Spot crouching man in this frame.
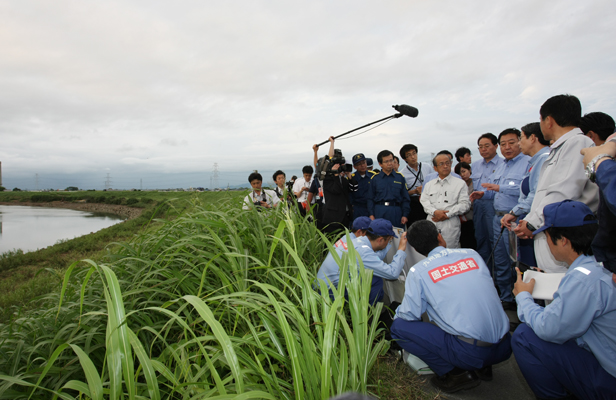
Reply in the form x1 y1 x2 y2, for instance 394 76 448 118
317 219 407 304
391 220 511 394
511 200 616 400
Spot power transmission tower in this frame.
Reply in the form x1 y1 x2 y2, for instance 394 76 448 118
211 163 220 189
104 173 112 190
35 174 39 191
140 179 143 191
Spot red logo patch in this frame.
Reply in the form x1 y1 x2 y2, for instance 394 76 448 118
334 239 348 250
428 258 479 283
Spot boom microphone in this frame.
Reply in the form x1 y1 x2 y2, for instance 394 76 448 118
315 103 418 146
392 104 419 118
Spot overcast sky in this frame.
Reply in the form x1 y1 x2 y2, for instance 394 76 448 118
1 0 615 190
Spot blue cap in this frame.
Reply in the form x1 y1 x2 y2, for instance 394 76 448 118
352 216 372 231
352 153 366 165
368 218 398 238
366 158 374 167
533 200 597 235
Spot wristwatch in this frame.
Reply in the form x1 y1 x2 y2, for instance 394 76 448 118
508 210 518 217
526 222 536 232
585 154 614 183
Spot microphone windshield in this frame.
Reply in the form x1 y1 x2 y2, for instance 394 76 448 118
392 104 419 118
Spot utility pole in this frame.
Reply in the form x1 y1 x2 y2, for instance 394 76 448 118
211 163 220 189
104 173 112 190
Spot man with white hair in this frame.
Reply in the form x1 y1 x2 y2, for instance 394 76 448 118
420 153 470 248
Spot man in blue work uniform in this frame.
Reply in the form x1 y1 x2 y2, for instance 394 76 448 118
470 133 504 266
391 220 511 394
478 128 530 308
367 150 410 228
316 219 408 304
332 216 391 261
581 137 616 275
512 200 616 400
500 122 550 268
349 153 377 218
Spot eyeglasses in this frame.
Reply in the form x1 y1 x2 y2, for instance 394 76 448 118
478 144 493 149
437 161 452 167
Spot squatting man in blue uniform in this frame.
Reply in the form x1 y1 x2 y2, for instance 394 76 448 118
316 219 407 304
511 200 616 400
391 220 512 394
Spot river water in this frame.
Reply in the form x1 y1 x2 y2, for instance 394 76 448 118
0 205 125 254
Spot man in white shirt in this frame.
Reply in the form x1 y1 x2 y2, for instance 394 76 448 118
400 144 429 226
514 94 599 273
292 165 314 215
242 172 280 211
420 154 471 248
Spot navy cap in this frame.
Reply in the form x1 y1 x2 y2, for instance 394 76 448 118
368 218 398 238
533 200 597 235
352 153 366 165
366 158 374 167
352 216 372 231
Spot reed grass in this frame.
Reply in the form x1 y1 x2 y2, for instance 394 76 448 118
0 197 391 399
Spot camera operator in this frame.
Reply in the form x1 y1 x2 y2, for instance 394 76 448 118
321 137 358 233
242 172 280 211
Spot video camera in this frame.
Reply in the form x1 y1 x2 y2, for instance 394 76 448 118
317 149 353 179
329 156 353 173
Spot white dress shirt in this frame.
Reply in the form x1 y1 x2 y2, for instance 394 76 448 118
420 174 471 248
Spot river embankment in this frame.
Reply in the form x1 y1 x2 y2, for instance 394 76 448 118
0 201 142 220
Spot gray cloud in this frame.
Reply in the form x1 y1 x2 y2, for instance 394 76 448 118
1 0 615 190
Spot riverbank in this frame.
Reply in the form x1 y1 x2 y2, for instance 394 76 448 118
0 200 143 220
0 191 233 322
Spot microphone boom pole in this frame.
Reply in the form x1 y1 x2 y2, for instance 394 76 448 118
316 113 402 147
316 104 418 147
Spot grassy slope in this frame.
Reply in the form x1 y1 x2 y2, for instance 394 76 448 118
0 190 436 400
0 190 240 322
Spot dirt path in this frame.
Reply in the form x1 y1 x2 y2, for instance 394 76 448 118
0 201 143 220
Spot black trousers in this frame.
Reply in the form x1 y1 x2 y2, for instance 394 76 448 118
406 196 427 228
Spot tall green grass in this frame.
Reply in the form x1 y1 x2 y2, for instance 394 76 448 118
0 198 388 399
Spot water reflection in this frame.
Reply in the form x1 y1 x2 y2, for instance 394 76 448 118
0 205 124 254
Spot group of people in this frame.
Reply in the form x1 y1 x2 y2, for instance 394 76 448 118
243 94 616 398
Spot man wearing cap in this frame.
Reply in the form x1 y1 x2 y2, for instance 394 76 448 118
511 200 616 400
391 220 511 394
349 153 377 218
316 218 408 304
367 150 411 228
332 216 389 260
